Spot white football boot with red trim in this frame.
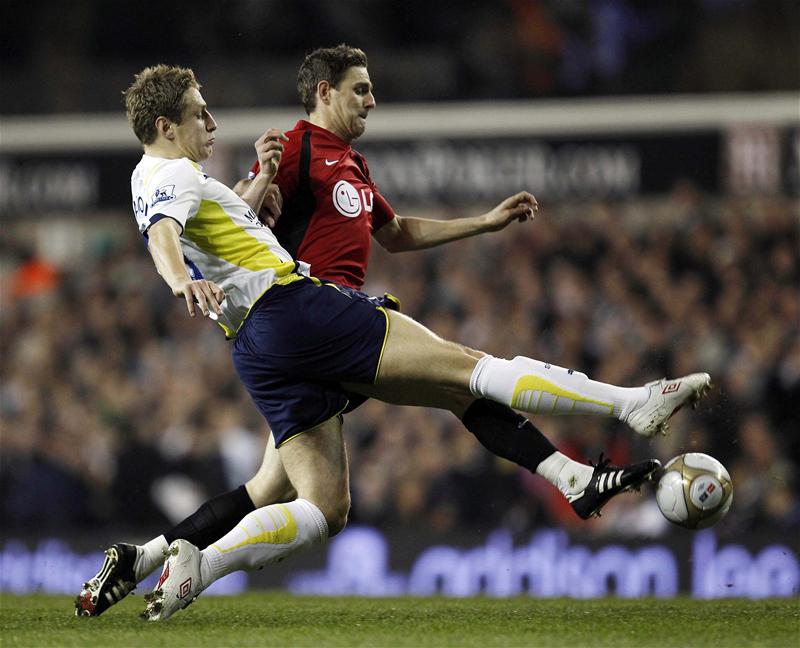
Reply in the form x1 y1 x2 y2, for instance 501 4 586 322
626 373 711 437
142 539 204 621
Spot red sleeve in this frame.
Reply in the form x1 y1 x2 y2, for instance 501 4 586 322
248 159 260 178
371 190 395 230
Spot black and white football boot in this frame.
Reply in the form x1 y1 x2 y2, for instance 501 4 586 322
75 543 139 617
569 454 662 520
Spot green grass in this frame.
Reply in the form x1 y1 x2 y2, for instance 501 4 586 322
0 594 797 648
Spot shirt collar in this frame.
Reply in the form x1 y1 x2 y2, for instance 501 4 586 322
295 120 352 151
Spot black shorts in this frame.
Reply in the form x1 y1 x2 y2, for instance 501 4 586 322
231 277 391 446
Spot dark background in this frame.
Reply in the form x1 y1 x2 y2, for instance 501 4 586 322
1 0 798 597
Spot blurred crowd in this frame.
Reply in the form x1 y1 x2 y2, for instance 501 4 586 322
1 186 797 540
2 0 797 113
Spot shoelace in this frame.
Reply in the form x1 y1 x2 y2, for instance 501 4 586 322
589 452 620 472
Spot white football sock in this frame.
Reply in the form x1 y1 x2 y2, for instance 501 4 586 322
200 499 328 585
536 451 594 497
470 355 648 420
135 535 169 582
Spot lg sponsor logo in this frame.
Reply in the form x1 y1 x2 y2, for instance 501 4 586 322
332 180 373 218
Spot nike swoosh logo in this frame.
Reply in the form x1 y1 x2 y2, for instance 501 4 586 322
324 159 338 166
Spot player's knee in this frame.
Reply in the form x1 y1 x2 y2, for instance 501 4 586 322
246 474 296 507
245 475 270 507
445 392 477 418
461 345 486 362
321 491 351 537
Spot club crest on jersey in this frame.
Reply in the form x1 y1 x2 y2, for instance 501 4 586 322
332 180 372 218
151 184 176 207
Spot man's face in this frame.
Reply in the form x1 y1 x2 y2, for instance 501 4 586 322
328 66 375 142
172 87 217 161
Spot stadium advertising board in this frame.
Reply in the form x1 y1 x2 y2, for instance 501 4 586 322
2 127 797 217
0 154 132 216
3 527 797 599
355 134 716 202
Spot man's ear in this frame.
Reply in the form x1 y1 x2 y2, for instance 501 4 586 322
316 80 331 106
155 115 175 140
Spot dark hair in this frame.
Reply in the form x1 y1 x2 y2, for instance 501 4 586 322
297 44 368 115
123 65 200 145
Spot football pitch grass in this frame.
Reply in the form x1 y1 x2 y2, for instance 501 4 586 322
1 594 797 647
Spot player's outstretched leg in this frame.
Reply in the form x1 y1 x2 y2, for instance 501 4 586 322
366 311 712 439
75 543 139 617
469 355 711 437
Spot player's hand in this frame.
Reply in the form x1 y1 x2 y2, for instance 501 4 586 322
255 128 289 183
483 191 538 231
259 183 283 228
175 279 225 319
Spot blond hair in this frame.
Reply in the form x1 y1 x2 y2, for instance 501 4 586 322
124 65 200 144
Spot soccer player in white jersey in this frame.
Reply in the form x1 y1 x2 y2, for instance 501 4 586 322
77 65 710 621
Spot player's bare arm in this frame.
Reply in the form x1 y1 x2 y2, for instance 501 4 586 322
373 191 538 252
234 180 284 228
233 129 288 226
147 218 224 318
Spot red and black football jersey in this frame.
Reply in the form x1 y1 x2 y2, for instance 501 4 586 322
249 120 395 289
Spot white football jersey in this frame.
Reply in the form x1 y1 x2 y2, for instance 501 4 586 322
131 155 309 337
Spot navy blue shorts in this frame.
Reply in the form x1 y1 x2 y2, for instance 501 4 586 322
231 277 391 447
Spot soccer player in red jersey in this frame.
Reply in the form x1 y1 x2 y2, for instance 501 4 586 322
237 48 537 292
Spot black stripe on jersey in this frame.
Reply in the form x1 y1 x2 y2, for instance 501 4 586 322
273 130 316 259
352 151 367 177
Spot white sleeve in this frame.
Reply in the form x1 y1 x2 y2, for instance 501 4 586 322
136 159 203 233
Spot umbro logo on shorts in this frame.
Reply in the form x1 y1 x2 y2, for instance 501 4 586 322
662 382 681 394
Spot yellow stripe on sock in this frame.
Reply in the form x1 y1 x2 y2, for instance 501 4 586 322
512 375 614 414
211 504 298 554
